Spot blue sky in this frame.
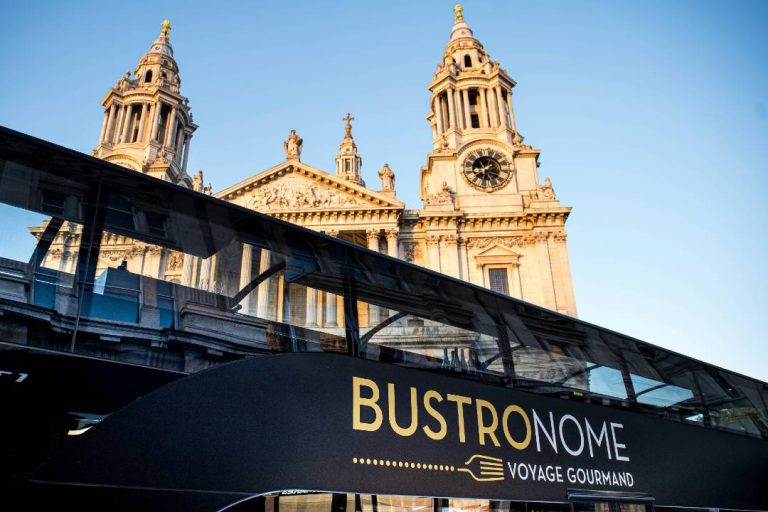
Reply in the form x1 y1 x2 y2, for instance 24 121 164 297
1 1 767 380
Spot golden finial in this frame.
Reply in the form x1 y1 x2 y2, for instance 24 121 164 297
343 113 354 137
454 4 464 22
161 19 171 39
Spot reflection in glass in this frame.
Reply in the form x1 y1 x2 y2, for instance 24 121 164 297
0 136 767 440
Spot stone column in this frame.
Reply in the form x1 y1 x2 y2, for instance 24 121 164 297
146 103 156 140
478 88 489 128
142 246 164 280
495 87 507 129
324 230 339 327
98 109 109 144
105 104 117 143
137 103 148 142
198 256 212 291
454 90 463 130
305 288 318 327
366 229 380 252
181 134 192 172
239 243 252 314
120 104 132 143
551 230 576 316
175 122 185 156
457 237 470 281
256 249 271 318
506 90 517 132
446 89 456 130
487 87 498 128
441 235 460 278
324 290 338 327
426 235 441 273
462 89 471 129
366 228 381 325
434 97 444 135
181 254 195 287
164 106 177 147
175 133 184 163
385 229 398 258
150 104 161 141
113 105 125 143
535 232 557 311
511 264 523 299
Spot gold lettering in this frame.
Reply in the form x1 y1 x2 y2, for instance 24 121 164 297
422 390 447 440
353 377 382 432
502 404 531 450
476 399 501 447
446 394 472 443
388 383 418 436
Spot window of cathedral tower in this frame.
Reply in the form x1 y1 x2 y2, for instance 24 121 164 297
144 70 152 83
157 104 170 144
468 89 478 106
130 105 141 143
464 54 471 68
470 114 480 129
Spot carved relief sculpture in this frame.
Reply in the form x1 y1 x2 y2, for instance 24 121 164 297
249 176 363 211
424 181 455 207
402 241 422 263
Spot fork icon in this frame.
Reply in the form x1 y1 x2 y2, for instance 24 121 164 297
457 454 505 482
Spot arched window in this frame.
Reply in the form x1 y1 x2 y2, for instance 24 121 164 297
144 70 153 83
464 55 472 68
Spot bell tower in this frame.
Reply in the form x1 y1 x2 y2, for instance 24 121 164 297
426 4 522 153
421 4 542 214
411 5 577 317
93 20 197 187
335 113 364 186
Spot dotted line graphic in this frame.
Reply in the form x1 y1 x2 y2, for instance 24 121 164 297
353 457 455 472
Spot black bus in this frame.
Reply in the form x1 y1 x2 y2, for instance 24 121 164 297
0 126 766 511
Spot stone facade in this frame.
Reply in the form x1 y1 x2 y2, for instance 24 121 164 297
215 6 577 317
43 6 577 318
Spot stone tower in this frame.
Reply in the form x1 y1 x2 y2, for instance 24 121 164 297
334 114 364 186
93 20 197 187
426 4 519 153
410 5 577 316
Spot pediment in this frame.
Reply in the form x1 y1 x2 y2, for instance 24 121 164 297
216 161 404 212
474 243 521 265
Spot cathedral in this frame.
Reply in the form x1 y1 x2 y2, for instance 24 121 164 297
85 5 577 318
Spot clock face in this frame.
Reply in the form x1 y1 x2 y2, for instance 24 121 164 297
462 148 513 192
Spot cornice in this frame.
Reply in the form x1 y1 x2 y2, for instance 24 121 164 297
456 138 516 158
